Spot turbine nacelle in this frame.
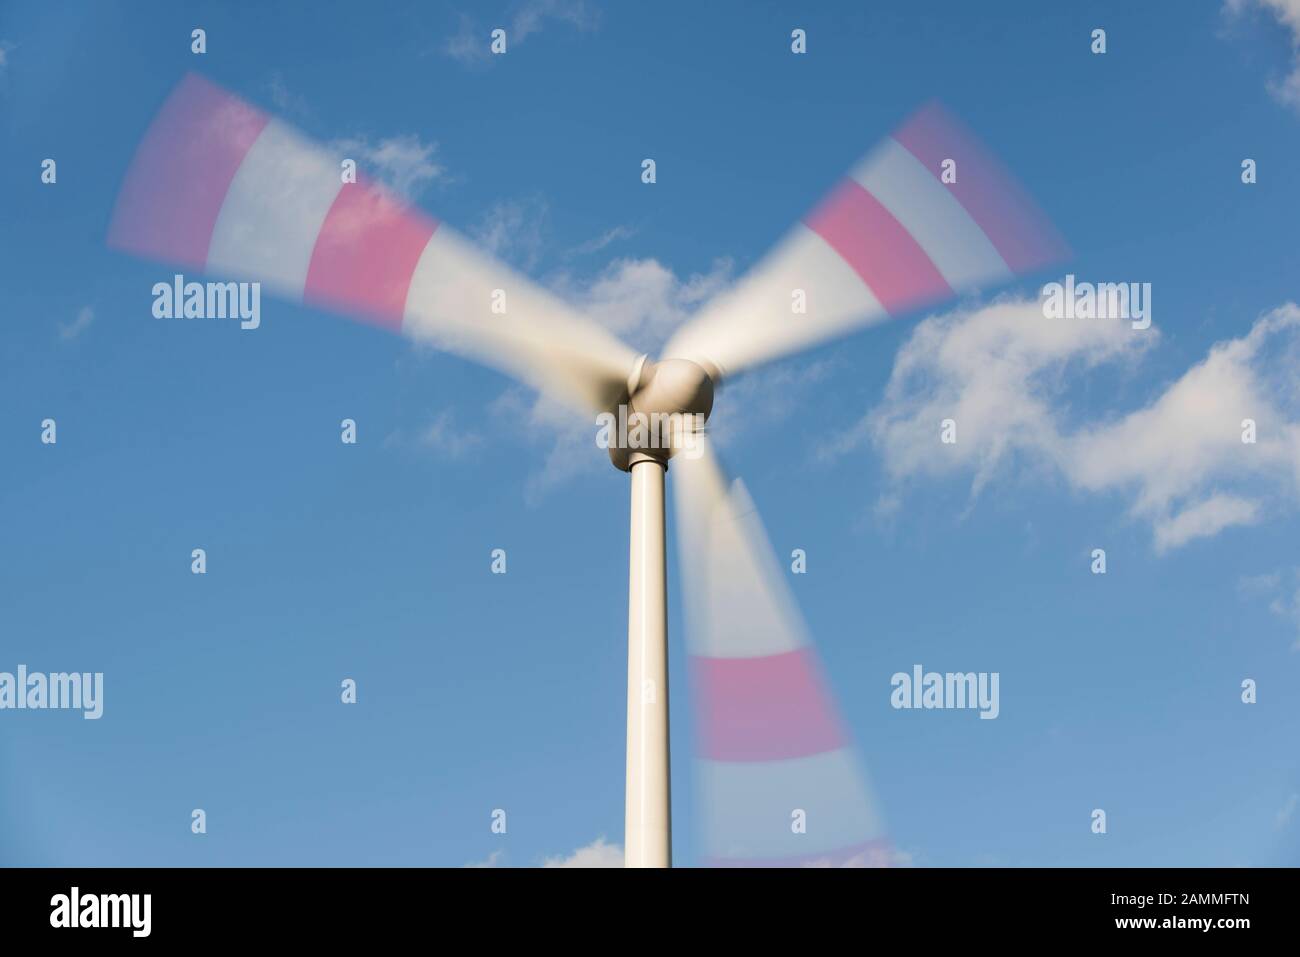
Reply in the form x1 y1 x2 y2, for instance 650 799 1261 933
607 356 717 471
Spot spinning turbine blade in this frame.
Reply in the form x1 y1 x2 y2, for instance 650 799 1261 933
108 73 638 413
673 437 891 866
663 102 1068 378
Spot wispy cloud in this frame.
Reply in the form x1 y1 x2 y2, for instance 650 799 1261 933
464 849 506 868
1225 0 1300 109
490 387 596 505
331 133 448 201
418 410 484 459
566 224 636 258
472 196 551 272
266 72 310 117
443 0 600 66
1239 569 1283 595
0 41 13 73
540 836 623 867
1277 792 1299 828
825 293 1151 485
1240 567 1300 649
385 410 483 460
803 846 915 867
512 0 600 43
831 295 1300 553
246 74 445 201
58 306 94 342
444 15 490 66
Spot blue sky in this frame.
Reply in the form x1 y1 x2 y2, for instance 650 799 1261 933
2 0 1299 866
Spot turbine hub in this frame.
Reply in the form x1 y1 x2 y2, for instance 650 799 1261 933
631 357 715 419
607 356 716 471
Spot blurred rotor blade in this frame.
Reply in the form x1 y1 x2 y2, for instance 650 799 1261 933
673 436 892 866
108 73 638 413
663 102 1068 378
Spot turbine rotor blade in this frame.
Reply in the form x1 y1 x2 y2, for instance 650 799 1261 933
673 436 892 866
109 73 637 414
663 102 1068 379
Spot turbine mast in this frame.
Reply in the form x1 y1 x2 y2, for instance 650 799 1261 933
616 355 714 868
625 453 671 867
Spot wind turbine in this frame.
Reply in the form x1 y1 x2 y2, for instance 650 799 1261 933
109 73 1066 867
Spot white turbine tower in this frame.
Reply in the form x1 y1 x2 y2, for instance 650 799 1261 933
110 74 1067 868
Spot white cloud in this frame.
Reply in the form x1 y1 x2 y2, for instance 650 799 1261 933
844 293 1150 489
550 256 733 355
444 1 600 66
1150 494 1259 552
1066 304 1300 549
331 133 447 201
58 306 94 342
541 836 623 867
467 837 624 867
1228 0 1300 33
841 295 1300 552
1226 0 1300 109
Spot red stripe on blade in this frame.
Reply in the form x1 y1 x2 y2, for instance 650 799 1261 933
108 73 269 268
804 178 952 316
692 649 847 762
304 178 438 332
893 102 1069 273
